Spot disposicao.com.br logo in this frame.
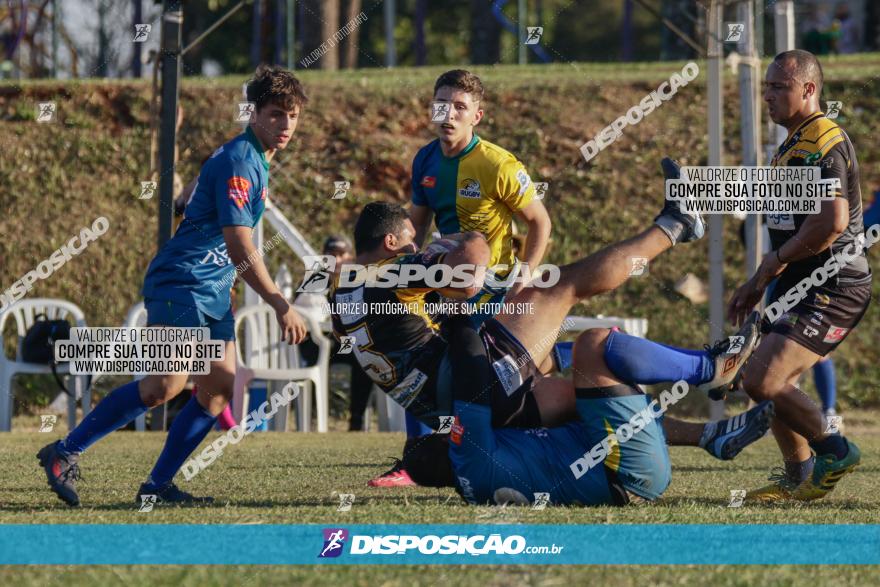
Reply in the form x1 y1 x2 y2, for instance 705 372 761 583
318 528 563 557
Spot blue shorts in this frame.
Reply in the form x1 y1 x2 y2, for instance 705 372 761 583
144 298 235 341
574 389 672 501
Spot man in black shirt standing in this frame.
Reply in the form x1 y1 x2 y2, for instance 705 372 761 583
728 50 870 502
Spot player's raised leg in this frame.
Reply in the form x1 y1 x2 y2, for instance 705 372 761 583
560 327 773 461
496 157 704 383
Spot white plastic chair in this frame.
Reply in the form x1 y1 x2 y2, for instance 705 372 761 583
0 299 90 432
232 304 331 432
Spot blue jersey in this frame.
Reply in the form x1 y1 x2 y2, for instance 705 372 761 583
142 128 269 319
450 394 671 506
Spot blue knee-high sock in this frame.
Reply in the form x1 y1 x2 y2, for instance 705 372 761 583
603 330 714 385
813 358 837 412
405 411 432 438
62 380 147 454
147 396 217 487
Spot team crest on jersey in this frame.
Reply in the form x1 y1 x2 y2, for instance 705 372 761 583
458 178 482 199
227 176 251 209
804 151 822 166
813 293 831 309
421 176 436 188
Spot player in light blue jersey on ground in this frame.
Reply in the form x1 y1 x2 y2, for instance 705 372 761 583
38 66 310 507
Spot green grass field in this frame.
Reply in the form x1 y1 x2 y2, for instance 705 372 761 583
2 410 879 584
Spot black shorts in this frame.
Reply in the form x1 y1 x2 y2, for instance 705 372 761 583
398 319 542 430
765 279 872 356
479 319 542 428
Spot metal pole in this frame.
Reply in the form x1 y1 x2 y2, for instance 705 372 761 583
772 1 795 146
518 0 527 65
754 0 764 57
51 0 59 78
738 1 762 280
384 0 396 67
287 0 295 69
251 0 262 67
132 0 143 78
157 2 182 250
707 0 725 420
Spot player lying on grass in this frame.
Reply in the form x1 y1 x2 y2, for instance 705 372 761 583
331 159 771 484
424 315 774 506
38 66 309 507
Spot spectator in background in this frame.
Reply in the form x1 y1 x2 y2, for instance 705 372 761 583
296 236 374 431
833 4 862 54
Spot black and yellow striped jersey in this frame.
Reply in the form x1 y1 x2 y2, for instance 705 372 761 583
329 250 449 414
769 111 870 284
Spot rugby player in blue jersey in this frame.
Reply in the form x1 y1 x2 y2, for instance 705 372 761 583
440 314 771 507
38 66 309 506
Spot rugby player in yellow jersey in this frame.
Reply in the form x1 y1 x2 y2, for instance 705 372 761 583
410 69 552 311
727 50 869 502
369 70 552 486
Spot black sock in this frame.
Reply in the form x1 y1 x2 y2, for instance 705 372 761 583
810 433 848 460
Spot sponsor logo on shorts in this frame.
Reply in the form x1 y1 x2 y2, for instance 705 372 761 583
227 176 251 209
458 179 481 199
389 369 428 408
421 176 436 188
823 325 849 344
803 325 820 338
491 356 524 397
781 312 799 326
319 528 349 558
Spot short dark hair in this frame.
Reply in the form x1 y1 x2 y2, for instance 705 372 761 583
434 69 484 102
353 202 409 255
773 49 824 95
246 65 308 112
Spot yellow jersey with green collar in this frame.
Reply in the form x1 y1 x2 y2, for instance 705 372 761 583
411 134 536 271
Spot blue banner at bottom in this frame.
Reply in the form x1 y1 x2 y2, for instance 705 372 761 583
1 524 878 565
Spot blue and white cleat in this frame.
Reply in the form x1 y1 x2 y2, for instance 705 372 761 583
654 157 705 245
703 401 774 460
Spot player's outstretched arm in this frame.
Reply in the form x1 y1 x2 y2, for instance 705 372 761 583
514 199 552 279
223 226 307 344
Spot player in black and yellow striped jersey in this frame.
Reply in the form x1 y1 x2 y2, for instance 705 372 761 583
727 50 868 503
